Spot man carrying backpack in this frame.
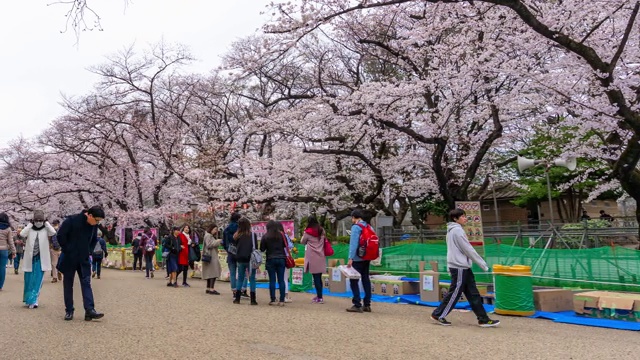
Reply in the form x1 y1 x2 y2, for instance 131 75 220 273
431 208 500 327
346 209 373 313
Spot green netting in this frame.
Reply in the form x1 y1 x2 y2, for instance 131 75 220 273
304 243 640 291
105 242 640 291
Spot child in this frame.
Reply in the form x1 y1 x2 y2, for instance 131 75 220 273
431 208 500 327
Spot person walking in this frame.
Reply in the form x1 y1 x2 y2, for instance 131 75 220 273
13 227 25 275
176 225 191 287
260 220 287 306
431 208 500 327
166 227 182 287
346 210 373 313
91 230 108 279
56 206 106 321
223 212 248 299
301 216 327 304
161 234 171 279
0 212 17 291
20 210 56 309
141 227 157 279
50 220 63 283
232 217 258 305
131 233 143 271
202 224 223 295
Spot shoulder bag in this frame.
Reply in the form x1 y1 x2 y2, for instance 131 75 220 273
250 233 263 270
283 234 296 269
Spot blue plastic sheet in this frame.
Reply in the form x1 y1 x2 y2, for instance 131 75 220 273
530 310 640 331
257 282 640 331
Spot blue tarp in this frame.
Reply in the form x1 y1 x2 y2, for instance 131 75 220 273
529 310 640 331
256 283 640 331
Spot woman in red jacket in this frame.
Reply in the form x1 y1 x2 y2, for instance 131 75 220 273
177 225 191 287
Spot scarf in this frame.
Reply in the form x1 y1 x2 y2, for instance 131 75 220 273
183 232 192 245
305 227 322 238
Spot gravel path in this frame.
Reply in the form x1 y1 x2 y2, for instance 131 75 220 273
0 268 636 360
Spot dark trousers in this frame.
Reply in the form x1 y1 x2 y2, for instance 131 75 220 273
266 258 286 302
63 262 95 312
177 265 189 284
350 260 372 308
144 253 154 277
91 257 102 277
432 268 489 321
133 253 142 270
14 253 22 271
312 273 323 299
206 278 217 288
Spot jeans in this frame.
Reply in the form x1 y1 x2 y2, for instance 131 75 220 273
312 273 323 299
92 257 102 277
236 262 256 292
0 250 8 289
350 260 372 308
133 253 142 270
266 258 286 302
14 253 22 271
145 253 154 278
228 259 248 291
63 261 95 312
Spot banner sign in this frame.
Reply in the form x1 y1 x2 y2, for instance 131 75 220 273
455 201 485 255
251 220 295 241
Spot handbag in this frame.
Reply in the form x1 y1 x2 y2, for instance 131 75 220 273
283 235 296 269
250 233 263 270
188 246 198 262
201 254 212 263
162 250 170 258
323 236 334 256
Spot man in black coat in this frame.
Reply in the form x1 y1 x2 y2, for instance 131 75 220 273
56 206 106 321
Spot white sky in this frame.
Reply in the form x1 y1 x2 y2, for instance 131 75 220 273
0 0 268 147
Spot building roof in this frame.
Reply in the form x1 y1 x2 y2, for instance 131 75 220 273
469 182 522 201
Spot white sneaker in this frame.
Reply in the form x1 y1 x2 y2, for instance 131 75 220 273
284 297 293 303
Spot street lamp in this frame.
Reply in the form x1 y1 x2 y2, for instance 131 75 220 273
517 156 577 226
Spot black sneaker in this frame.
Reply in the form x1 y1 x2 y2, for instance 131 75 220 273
182 283 191 288
241 290 249 298
363 306 372 313
346 305 364 313
431 315 452 326
64 311 74 321
479 319 500 328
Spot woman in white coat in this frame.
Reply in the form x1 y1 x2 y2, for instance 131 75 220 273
20 210 56 309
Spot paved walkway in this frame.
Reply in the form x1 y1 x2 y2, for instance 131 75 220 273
0 268 636 360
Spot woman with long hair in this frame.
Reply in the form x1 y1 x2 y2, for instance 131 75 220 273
202 224 223 295
232 218 258 305
301 215 327 304
0 212 16 290
260 220 287 306
166 226 181 287
176 225 192 287
20 210 56 308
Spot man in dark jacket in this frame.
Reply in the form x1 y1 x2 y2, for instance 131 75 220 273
57 206 106 321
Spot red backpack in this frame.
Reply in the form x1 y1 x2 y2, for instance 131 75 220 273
356 223 380 261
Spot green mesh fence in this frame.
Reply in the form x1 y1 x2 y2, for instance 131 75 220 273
302 243 640 292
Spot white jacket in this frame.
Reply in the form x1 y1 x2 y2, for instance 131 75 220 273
20 222 56 272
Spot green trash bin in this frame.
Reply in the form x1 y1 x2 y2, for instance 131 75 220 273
289 266 313 292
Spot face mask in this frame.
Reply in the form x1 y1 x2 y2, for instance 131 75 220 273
34 221 44 227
